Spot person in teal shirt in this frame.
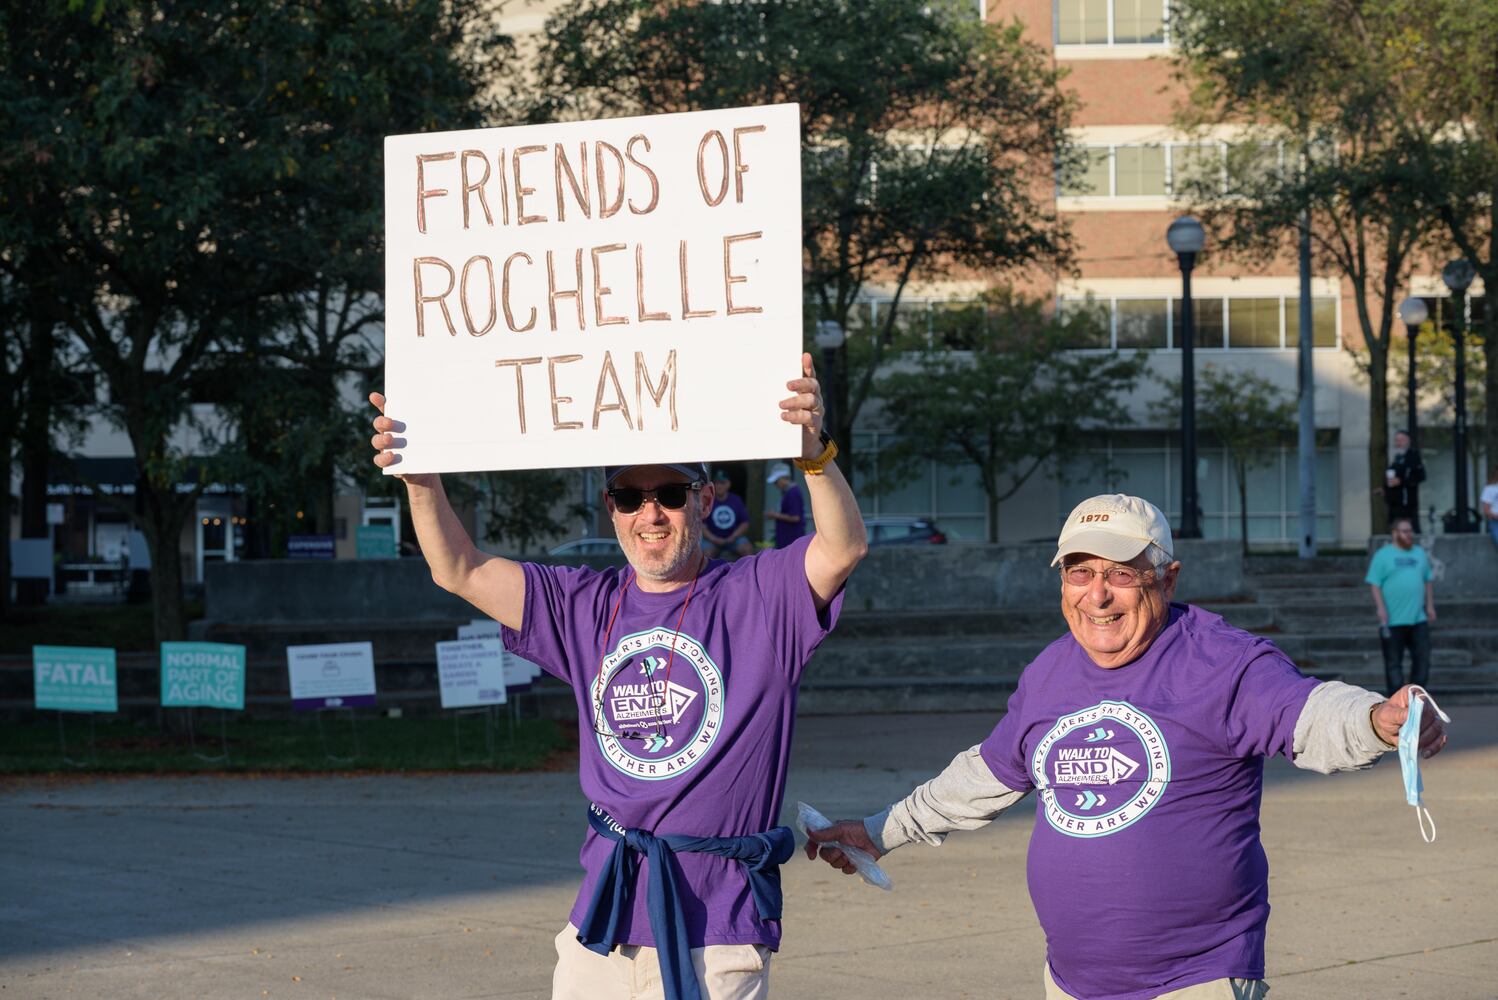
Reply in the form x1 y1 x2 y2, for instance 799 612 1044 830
1365 517 1436 695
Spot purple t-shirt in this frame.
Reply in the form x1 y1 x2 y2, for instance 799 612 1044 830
979 604 1318 1000
774 484 805 549
502 535 840 949
703 494 749 540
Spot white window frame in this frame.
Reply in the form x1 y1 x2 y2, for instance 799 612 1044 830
1054 0 1169 47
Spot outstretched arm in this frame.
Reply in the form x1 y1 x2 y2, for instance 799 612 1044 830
1293 681 1447 774
370 392 525 630
779 352 867 610
805 745 1029 875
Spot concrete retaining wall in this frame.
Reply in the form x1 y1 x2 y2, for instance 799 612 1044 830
202 540 1245 624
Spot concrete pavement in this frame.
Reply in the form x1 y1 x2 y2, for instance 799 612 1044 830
2 707 1496 1000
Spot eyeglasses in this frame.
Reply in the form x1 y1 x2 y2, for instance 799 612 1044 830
607 481 705 514
1061 565 1154 589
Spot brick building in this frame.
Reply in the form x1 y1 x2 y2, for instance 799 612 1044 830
844 0 1485 546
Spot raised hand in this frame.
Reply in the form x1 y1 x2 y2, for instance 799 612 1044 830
778 352 826 460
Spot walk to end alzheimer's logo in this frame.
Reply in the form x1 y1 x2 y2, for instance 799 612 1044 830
591 627 724 781
1030 700 1171 839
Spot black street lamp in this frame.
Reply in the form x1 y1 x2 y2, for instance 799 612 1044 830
1167 215 1205 539
1396 296 1429 448
1441 260 1477 532
813 319 845 436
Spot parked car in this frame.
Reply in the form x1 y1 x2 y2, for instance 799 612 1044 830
547 537 622 557
864 516 948 546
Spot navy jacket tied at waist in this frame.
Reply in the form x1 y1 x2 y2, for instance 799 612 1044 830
576 804 796 1000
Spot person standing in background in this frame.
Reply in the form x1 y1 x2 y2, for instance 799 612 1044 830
1366 516 1436 696
1481 464 1498 551
702 467 754 559
1384 429 1425 528
766 463 806 549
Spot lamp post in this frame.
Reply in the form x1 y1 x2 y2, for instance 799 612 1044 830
1441 260 1476 532
1167 215 1205 539
1396 296 1429 449
813 319 845 438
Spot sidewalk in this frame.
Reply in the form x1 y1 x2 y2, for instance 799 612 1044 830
2 707 1495 999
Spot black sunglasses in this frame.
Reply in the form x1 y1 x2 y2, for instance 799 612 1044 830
607 481 705 514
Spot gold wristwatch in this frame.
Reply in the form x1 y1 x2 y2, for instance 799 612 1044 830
794 431 838 475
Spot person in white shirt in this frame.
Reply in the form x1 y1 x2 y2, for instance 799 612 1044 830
1481 463 1498 550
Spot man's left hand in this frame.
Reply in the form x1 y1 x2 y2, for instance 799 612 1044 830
1372 685 1448 757
779 352 826 460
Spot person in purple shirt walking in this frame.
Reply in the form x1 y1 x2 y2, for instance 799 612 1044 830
765 464 805 548
370 353 866 1000
807 494 1448 1000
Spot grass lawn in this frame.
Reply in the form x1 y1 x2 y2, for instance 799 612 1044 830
0 713 572 775
0 602 201 655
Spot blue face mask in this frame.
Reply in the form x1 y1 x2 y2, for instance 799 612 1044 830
1398 686 1451 843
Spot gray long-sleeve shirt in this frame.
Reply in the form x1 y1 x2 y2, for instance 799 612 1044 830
866 680 1390 854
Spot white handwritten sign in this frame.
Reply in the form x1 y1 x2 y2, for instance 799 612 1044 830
383 103 803 474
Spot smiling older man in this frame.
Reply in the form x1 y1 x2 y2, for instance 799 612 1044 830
371 353 867 1000
808 493 1447 1000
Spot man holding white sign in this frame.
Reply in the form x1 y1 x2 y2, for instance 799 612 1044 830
372 103 866 1000
370 354 861 999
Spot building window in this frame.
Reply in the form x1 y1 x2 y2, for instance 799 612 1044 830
1283 297 1338 348
1056 0 1166 45
1060 294 1341 350
1112 0 1166 42
1227 298 1282 349
1114 146 1167 197
1115 299 1169 348
1062 147 1113 197
1057 0 1110 44
1167 143 1223 196
1174 297 1226 348
1060 141 1280 201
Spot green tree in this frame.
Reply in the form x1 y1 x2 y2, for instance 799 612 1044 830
1149 366 1297 555
1172 0 1438 533
0 1 506 642
469 470 589 556
867 293 1144 543
522 0 1076 478
1395 0 1498 488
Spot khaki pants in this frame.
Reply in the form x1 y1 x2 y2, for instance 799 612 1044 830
553 923 771 1000
1045 962 1268 1000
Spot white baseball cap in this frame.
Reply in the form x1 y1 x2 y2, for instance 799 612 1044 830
1051 494 1173 567
766 463 792 484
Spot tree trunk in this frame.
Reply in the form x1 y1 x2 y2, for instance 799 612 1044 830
986 488 1000 544
141 493 188 644
1367 356 1390 535
17 310 55 607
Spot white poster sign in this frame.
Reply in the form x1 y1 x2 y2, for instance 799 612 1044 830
436 639 509 709
458 620 542 687
383 103 803 474
286 642 377 711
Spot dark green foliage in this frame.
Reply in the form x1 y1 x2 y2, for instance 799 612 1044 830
868 293 1146 542
0 2 508 637
523 0 1076 477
